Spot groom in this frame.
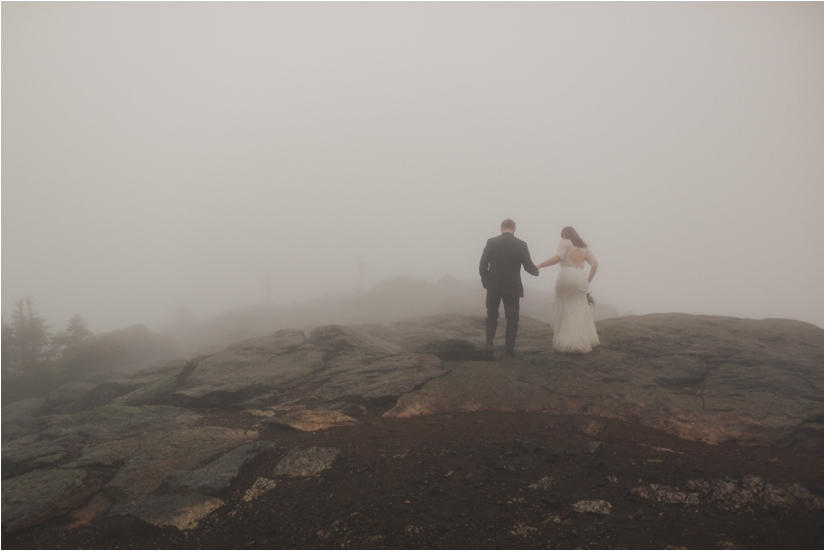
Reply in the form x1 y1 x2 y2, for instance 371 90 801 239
479 219 540 360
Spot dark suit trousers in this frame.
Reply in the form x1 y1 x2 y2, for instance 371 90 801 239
485 291 520 355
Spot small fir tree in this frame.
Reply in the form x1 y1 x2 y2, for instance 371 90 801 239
9 297 51 367
50 315 93 357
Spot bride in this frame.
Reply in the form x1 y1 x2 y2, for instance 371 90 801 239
537 226 600 353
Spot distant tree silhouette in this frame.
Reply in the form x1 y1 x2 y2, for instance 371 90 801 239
50 315 93 358
6 297 50 370
1 299 102 402
1 320 13 373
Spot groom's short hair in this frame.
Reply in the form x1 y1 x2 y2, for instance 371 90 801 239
500 219 516 231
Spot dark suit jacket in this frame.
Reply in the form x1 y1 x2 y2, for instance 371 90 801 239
479 232 539 297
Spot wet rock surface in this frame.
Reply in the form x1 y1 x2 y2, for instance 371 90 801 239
4 410 820 549
372 313 823 449
1 312 821 547
162 441 276 496
108 494 225 531
2 468 107 534
274 446 341 478
572 499 612 515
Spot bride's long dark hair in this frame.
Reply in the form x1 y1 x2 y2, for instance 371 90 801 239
561 226 587 248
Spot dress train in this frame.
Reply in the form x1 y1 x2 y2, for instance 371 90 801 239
553 266 600 353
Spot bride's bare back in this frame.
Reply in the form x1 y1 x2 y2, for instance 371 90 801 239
568 248 585 268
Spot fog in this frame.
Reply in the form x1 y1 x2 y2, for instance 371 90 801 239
3 2 823 335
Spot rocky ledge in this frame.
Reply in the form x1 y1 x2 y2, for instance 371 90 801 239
2 313 822 536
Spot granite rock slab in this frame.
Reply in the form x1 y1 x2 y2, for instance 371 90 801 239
109 494 224 531
164 440 276 496
2 468 106 534
274 447 341 478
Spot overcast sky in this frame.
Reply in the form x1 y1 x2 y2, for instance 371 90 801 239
3 2 823 332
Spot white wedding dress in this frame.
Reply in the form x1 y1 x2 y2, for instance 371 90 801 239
553 240 600 353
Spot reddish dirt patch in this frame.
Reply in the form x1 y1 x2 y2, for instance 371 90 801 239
4 409 822 549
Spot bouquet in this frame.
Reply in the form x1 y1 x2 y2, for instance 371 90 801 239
586 292 595 307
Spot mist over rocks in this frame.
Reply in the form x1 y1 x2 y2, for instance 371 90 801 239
169 324 446 410
2 4 821 545
61 324 177 381
167 276 618 357
1 311 821 535
1 323 179 408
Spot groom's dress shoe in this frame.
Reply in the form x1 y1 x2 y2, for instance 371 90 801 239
484 344 495 360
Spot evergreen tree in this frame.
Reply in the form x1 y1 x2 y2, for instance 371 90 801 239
9 297 50 368
2 319 13 373
50 315 93 357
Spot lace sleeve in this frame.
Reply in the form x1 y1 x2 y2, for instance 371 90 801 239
585 248 598 267
556 239 570 261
